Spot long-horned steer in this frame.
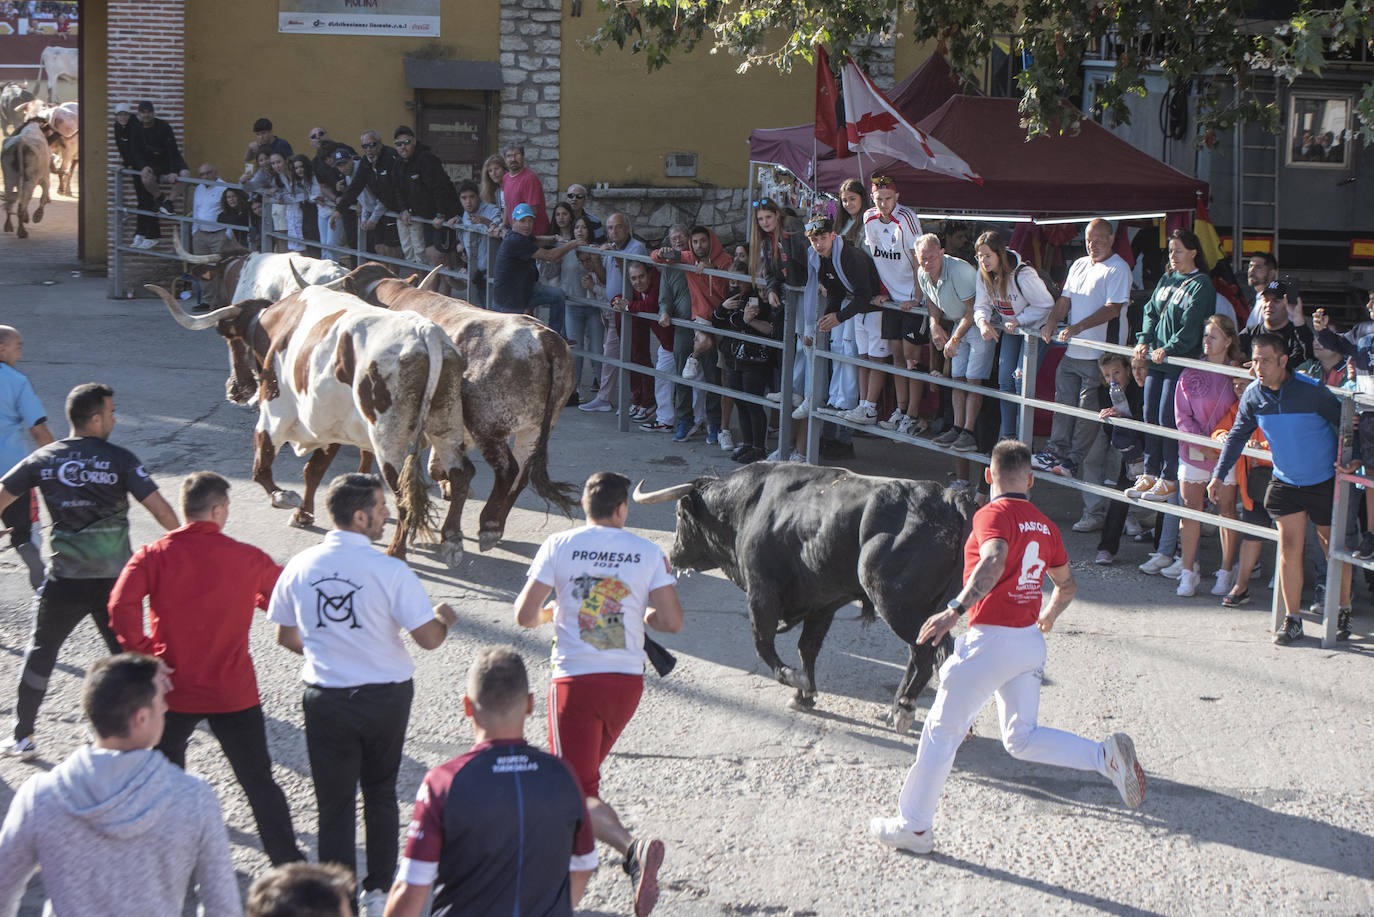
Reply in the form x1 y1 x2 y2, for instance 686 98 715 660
305 262 578 550
152 284 469 566
634 462 975 732
1 120 50 238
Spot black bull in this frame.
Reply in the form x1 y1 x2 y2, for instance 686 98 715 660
634 463 975 732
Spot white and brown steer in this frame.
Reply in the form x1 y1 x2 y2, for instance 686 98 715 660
152 283 469 566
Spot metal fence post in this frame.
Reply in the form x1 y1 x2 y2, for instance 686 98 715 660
112 168 124 297
617 251 631 433
1319 396 1356 647
1016 333 1040 444
804 328 827 464
777 287 796 457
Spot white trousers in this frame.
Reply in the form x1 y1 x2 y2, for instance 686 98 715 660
828 318 860 410
896 624 1106 831
654 344 676 426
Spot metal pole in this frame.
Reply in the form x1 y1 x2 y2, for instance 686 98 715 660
1016 333 1040 444
777 286 796 457
617 251 631 433
1319 396 1355 647
354 208 365 267
112 168 124 298
805 328 827 463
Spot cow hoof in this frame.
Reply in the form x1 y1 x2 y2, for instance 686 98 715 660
31 209 42 224
787 693 816 711
477 529 501 552
16 226 26 239
271 490 302 509
288 509 314 528
436 538 464 568
889 706 915 735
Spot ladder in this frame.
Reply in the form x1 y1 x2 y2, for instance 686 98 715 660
1231 75 1282 275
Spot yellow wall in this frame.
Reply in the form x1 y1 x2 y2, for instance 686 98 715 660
182 0 499 174
558 15 815 189
80 0 108 264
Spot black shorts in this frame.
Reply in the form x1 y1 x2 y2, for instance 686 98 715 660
1359 410 1374 465
1264 475 1334 527
1240 465 1274 538
1 493 34 548
881 308 925 344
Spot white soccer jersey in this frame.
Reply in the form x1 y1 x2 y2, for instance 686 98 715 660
862 204 922 302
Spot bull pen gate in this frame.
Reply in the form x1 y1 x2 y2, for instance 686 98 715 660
110 167 1370 648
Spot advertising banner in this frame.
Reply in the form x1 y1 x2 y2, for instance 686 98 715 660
278 0 439 37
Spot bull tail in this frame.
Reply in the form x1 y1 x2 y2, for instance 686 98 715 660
526 333 578 517
859 599 877 628
396 326 446 546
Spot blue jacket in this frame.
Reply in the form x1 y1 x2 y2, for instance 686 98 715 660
1214 372 1340 486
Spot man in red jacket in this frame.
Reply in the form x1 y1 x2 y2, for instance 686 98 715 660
108 471 303 866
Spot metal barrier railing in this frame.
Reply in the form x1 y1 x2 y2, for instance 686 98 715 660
110 170 1365 648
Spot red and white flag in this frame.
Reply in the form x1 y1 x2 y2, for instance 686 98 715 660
842 58 981 184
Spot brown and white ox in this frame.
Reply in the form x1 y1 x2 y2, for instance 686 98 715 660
172 235 349 308
16 100 77 196
296 262 579 550
1 121 50 238
151 283 470 567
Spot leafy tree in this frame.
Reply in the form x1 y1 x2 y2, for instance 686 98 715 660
585 0 1374 145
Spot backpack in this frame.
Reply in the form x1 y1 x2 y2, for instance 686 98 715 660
1012 262 1060 301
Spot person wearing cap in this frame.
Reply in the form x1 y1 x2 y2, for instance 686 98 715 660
1237 280 1313 370
243 117 292 168
128 101 190 245
500 145 548 235
492 203 579 336
392 125 459 268
324 146 364 253
112 103 157 249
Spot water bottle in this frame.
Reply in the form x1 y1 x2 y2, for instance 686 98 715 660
1109 381 1130 417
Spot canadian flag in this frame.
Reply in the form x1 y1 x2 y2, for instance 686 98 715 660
842 59 981 184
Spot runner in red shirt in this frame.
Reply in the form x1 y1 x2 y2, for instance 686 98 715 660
108 471 302 866
870 441 1146 855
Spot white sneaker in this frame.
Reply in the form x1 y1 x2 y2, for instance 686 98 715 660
1102 733 1146 808
1210 568 1236 596
359 889 387 917
1176 568 1202 597
787 451 805 463
842 404 878 425
869 816 933 854
896 416 920 436
1138 553 1172 575
718 429 735 451
1160 556 1186 579
766 448 783 461
877 409 904 431
3 735 37 760
1071 515 1104 533
682 356 703 380
765 390 783 403
791 399 812 421
1124 516 1146 538
578 397 613 413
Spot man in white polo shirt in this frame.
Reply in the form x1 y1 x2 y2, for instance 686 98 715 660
268 472 457 917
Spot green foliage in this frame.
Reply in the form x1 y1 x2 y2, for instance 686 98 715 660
585 0 1374 145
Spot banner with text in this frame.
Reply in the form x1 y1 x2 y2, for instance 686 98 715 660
278 0 439 37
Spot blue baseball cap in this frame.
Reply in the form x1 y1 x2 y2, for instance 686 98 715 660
512 203 535 222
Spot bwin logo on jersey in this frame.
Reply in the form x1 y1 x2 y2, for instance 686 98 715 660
313 575 363 629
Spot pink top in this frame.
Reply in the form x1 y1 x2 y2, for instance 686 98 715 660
501 167 548 235
1174 365 1238 471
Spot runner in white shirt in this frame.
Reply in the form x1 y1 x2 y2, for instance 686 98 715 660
269 473 456 916
853 176 925 430
515 471 684 917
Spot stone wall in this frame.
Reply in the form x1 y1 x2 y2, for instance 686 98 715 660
588 186 752 248
498 0 560 197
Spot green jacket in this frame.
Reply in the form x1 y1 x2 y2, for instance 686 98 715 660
658 263 695 350
1137 270 1216 376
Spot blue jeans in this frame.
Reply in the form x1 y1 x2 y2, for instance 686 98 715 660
1142 368 1179 480
527 283 566 338
317 209 345 263
565 303 605 393
997 333 1047 441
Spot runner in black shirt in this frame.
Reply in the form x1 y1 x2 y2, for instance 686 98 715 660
0 383 178 760
387 648 595 917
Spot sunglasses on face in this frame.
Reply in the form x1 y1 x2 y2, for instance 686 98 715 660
395 139 412 147
804 219 830 235
567 192 586 199
361 141 379 149
309 132 325 140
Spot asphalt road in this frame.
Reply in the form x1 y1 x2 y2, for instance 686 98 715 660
1 199 1371 915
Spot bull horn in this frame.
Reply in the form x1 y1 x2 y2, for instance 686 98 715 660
146 284 241 330
289 260 310 291
417 266 443 292
316 273 352 292
631 480 695 505
171 233 220 264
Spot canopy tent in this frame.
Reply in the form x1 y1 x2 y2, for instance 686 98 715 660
748 59 1208 216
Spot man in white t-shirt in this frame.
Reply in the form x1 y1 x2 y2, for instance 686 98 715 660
858 176 925 430
268 473 457 917
515 471 683 917
1033 221 1132 511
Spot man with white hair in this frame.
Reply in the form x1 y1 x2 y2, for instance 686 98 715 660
565 183 604 242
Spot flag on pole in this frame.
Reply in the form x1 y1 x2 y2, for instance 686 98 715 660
814 46 849 158
841 58 981 184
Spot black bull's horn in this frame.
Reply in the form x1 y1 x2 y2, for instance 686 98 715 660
632 481 695 504
146 284 241 330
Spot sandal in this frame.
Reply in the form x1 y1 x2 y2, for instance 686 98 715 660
1221 589 1250 608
